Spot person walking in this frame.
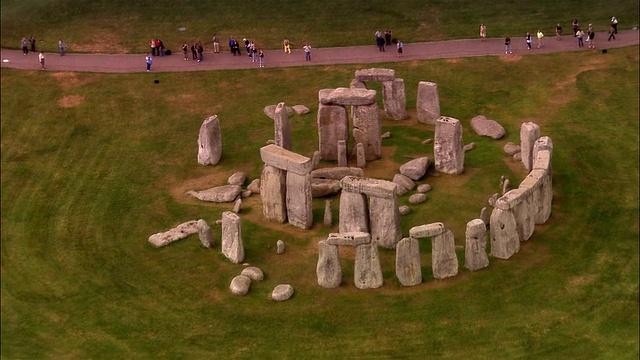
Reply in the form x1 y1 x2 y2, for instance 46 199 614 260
145 54 153 71
555 23 562 40
58 39 66 56
576 29 584 48
480 23 487 42
258 50 265 67
504 36 512 54
396 39 403 57
611 16 618 34
283 38 291 54
525 32 532 50
212 34 220 53
588 29 596 49
21 37 28 55
303 43 311 61
38 51 45 70
536 30 544 48
608 25 616 41
29 36 36 52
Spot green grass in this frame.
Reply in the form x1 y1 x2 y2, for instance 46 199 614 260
2 0 638 53
2 45 638 358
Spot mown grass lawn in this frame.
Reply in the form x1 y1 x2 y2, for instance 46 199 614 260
2 44 638 358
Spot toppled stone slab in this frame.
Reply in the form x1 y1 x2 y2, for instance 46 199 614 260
228 172 247 186
319 87 377 106
187 185 242 203
503 142 521 156
355 68 395 82
311 178 342 198
260 144 313 175
148 220 199 247
393 173 416 191
381 132 391 139
470 115 506 139
326 232 371 246
311 167 364 180
400 157 430 181
241 266 264 281
247 179 260 193
409 223 446 238
291 105 310 115
230 275 251 296
408 193 427 204
271 284 295 301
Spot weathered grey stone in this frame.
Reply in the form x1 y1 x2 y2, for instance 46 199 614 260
260 165 287 223
396 237 422 286
369 196 402 249
291 104 310 115
399 205 411 215
354 244 383 289
339 191 369 233
470 115 506 139
232 198 242 214
349 78 367 89
311 150 321 169
490 208 520 259
488 193 499 207
381 131 391 139
271 284 294 301
320 87 377 106
465 219 489 271
356 143 366 168
434 116 464 175
241 190 252 198
408 193 427 204
340 176 397 200
241 266 264 281
274 102 292 150
230 275 251 296
311 167 364 180
395 185 409 196
480 207 490 226
382 78 408 120
264 104 294 120
422 138 433 145
260 144 313 175
503 142 521 156
520 122 540 171
276 240 285 254
432 229 459 279
196 219 214 248
324 200 333 226
513 152 522 161
400 157 430 181
352 103 382 160
228 172 246 186
354 68 395 82
464 143 476 152
247 179 260 193
417 184 432 193
416 82 441 125
148 220 199 248
326 232 370 246
502 178 510 195
311 178 341 198
286 172 313 229
187 185 241 203
221 211 244 263
337 139 348 167
317 240 342 288
409 222 446 238
393 173 416 191
197 115 222 166
317 103 349 160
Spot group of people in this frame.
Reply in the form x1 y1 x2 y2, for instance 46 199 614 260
374 30 403 57
21 35 68 70
149 39 166 57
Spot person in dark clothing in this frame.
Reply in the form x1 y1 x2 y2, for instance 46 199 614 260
376 36 385 52
384 30 392 46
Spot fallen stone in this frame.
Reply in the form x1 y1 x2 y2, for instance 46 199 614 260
148 220 199 248
399 157 430 181
470 115 506 139
228 172 246 186
393 173 416 191
422 138 433 145
247 179 260 194
395 185 409 196
230 275 251 296
232 198 242 214
416 184 432 193
187 185 241 203
292 105 310 115
464 143 476 152
408 193 427 204
398 205 411 215
503 142 521 156
381 132 391 139
271 284 294 301
241 266 264 281
263 104 294 120
241 190 252 198
513 153 522 161
311 167 364 180
196 219 214 248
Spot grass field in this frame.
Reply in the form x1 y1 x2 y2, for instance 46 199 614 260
1 0 639 53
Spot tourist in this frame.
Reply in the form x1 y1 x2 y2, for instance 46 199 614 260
572 19 579 37
303 43 311 61
576 28 584 48
159 40 165 57
182 43 188 60
536 30 544 48
197 41 204 62
376 35 385 52
396 39 403 57
587 29 595 49
504 36 512 54
258 50 265 67
283 38 291 54
59 39 66 56
38 51 45 70
228 37 234 54
480 24 487 42
232 39 241 56
191 42 197 60
608 25 616 41
244 38 251 57
21 37 28 55
525 32 532 50
29 36 36 52
555 23 562 40
145 54 153 71
611 16 618 34
385 30 392 46
212 34 220 53
249 41 256 62
149 39 155 56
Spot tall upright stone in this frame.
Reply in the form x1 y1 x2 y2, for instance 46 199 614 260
323 199 333 226
382 78 408 120
196 219 214 248
354 244 383 289
286 172 313 229
434 116 464 175
337 139 348 167
352 103 382 160
338 191 369 233
465 219 489 271
369 195 402 249
490 208 520 259
416 82 441 125
395 237 422 286
317 103 349 160
520 122 540 171
317 240 342 288
197 115 222 165
260 165 287 223
221 211 244 263
431 229 459 279
274 102 292 150
356 143 366 168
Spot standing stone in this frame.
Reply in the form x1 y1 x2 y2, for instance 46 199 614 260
354 244 383 289
395 237 422 286
339 191 369 234
311 150 321 169
490 208 520 259
416 82 441 125
502 178 510 195
196 219 214 248
382 78 408 120
232 198 242 214
274 102 292 150
260 165 287 223
431 229 459 279
480 207 490 226
286 172 313 229
465 219 489 271
352 103 382 160
221 211 244 263
317 240 342 288
317 103 349 160
369 196 402 249
356 143 366 168
520 122 540 171
276 239 285 254
434 116 464 175
324 199 333 226
197 115 222 165
337 139 348 167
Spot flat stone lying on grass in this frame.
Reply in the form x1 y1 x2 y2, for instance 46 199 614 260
148 220 199 247
271 284 294 301
464 143 476 152
503 142 521 156
470 115 506 139
408 193 427 204
399 205 411 215
187 185 241 203
399 156 430 181
228 172 246 186
230 275 251 296
291 105 310 115
416 184 432 193
393 173 416 191
241 266 264 281
311 167 364 180
381 132 391 139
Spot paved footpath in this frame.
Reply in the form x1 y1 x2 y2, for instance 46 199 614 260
1 31 638 73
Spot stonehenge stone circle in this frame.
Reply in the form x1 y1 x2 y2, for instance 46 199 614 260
221 211 245 263
416 82 441 125
197 115 222 166
434 116 464 175
465 219 489 271
395 237 422 286
260 144 313 175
